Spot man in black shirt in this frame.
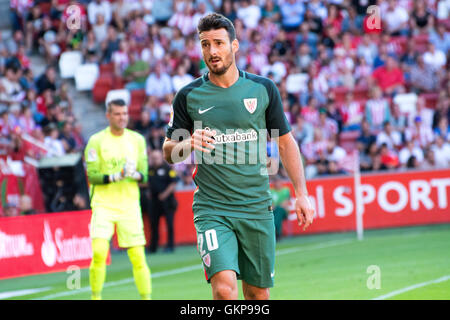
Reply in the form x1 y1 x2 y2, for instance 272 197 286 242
147 149 178 253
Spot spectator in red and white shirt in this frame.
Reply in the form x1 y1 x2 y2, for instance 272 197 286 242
168 1 195 36
404 116 435 148
112 39 130 77
301 97 320 126
339 91 363 131
365 86 392 132
248 43 269 74
317 108 338 141
301 127 329 178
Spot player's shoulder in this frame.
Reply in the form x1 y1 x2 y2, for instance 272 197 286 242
175 76 205 99
87 127 108 144
243 71 277 92
125 128 146 142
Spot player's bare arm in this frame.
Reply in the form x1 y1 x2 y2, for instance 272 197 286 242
163 129 216 164
276 132 315 230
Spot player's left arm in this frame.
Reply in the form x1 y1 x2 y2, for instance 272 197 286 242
264 78 314 230
135 134 148 183
276 132 315 230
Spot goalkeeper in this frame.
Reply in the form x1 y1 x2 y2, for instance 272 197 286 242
84 99 151 300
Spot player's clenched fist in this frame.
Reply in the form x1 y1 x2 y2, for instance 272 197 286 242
190 128 216 153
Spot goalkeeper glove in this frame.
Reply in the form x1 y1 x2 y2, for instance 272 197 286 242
109 170 124 183
123 159 142 181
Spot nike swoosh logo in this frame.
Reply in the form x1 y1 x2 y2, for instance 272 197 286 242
198 106 215 114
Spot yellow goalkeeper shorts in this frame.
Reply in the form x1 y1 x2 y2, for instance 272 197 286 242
90 206 146 248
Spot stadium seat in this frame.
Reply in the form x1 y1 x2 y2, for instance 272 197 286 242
413 34 429 54
393 92 418 115
113 77 126 89
39 2 52 15
420 92 439 109
129 89 147 121
333 87 349 103
74 64 99 91
99 63 114 75
339 130 360 153
353 86 369 100
59 51 83 79
92 75 114 104
391 36 408 56
286 73 308 94
130 89 147 107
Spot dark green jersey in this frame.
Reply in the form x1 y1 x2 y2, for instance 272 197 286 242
166 70 291 219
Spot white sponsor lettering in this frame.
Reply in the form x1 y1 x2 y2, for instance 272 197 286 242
41 221 92 267
334 186 354 217
330 177 450 216
430 178 450 209
0 231 34 259
409 180 434 211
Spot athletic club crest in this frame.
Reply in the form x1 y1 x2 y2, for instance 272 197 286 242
243 98 257 114
202 253 211 267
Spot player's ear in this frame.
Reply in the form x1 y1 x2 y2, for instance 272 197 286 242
231 39 239 54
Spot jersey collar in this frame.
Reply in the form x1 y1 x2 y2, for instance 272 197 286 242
203 69 245 83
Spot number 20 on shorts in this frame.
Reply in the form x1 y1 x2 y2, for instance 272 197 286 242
198 229 219 255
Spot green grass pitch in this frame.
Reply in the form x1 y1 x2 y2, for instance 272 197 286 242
1 224 449 300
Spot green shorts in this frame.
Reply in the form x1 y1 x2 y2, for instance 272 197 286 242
194 214 276 288
90 206 146 248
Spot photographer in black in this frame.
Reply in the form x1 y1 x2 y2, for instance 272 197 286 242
147 149 178 253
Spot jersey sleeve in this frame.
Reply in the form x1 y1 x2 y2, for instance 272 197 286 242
136 133 148 184
84 135 108 185
165 89 193 141
265 79 291 138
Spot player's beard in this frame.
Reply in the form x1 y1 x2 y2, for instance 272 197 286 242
206 49 234 76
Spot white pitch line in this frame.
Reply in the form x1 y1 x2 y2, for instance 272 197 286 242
275 238 354 256
372 275 450 300
0 287 52 300
35 238 354 300
36 264 203 300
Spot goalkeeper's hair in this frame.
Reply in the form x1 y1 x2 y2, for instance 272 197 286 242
106 99 128 113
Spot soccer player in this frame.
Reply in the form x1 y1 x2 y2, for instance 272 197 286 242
84 99 151 300
162 13 315 300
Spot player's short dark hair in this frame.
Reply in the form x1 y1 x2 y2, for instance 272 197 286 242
106 99 127 112
197 13 236 42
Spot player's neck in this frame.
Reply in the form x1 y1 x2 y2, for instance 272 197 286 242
109 127 125 136
208 65 239 88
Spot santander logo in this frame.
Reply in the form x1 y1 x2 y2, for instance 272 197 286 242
41 221 57 267
40 221 92 267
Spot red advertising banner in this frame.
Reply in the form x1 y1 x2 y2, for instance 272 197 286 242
0 210 95 280
282 168 450 236
156 169 450 245
1 169 449 279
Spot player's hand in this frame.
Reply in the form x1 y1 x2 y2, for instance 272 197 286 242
295 193 315 231
190 128 216 153
109 170 124 183
123 158 142 181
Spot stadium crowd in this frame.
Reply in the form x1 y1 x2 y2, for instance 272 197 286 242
1 0 450 216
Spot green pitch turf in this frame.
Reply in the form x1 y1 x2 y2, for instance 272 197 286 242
1 224 449 300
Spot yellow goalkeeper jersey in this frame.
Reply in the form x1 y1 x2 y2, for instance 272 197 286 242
84 127 148 211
